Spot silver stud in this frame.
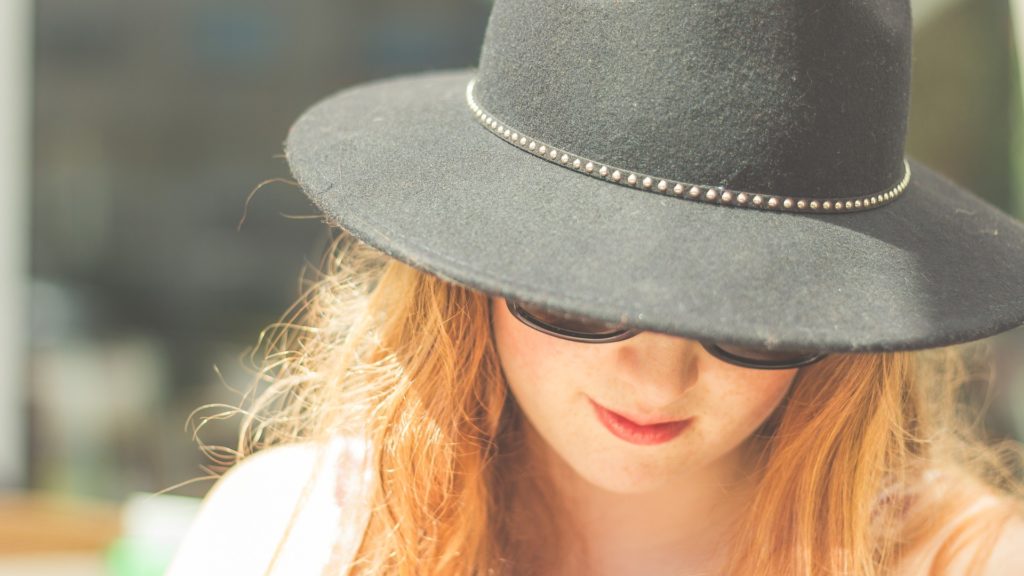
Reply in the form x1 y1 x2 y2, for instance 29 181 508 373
466 93 912 216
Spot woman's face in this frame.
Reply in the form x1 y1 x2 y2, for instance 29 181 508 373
490 296 799 494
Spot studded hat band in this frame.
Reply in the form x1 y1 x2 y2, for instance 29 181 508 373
466 79 910 214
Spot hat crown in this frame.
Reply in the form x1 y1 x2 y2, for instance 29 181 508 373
474 0 912 200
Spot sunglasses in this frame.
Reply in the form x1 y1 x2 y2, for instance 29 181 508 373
505 299 827 370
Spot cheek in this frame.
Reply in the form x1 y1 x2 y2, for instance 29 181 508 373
702 368 796 438
490 300 603 452
491 303 573 416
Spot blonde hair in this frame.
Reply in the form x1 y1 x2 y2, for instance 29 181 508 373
202 230 1024 575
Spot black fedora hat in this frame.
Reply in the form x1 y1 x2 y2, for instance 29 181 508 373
284 0 1024 354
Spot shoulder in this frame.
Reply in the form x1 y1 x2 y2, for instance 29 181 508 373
895 470 1024 576
976 513 1024 575
166 436 373 576
937 500 1024 576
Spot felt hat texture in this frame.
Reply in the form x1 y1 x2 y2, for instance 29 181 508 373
285 0 1024 353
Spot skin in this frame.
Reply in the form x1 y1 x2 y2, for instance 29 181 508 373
489 296 799 575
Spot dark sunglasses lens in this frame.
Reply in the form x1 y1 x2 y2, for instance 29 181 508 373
514 301 627 336
510 300 823 366
712 342 820 365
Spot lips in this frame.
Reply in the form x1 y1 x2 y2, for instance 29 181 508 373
588 398 692 446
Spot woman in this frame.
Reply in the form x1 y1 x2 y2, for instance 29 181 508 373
169 1 1024 574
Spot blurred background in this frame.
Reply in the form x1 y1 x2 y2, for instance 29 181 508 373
1 0 1023 574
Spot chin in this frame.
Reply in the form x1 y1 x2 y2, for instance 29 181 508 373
563 446 684 495
586 472 668 495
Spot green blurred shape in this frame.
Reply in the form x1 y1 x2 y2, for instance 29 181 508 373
908 0 1014 213
106 536 176 576
104 491 202 576
1010 0 1024 219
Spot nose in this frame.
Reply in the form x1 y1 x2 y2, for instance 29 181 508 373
615 331 702 410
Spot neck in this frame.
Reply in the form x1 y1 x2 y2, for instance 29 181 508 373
521 423 761 575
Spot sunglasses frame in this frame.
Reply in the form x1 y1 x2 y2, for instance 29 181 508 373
505 298 828 370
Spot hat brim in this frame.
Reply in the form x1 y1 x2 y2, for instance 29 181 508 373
285 68 1024 353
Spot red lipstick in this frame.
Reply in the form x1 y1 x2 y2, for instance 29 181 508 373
589 398 692 445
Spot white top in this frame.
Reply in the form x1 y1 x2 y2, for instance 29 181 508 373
166 435 374 576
